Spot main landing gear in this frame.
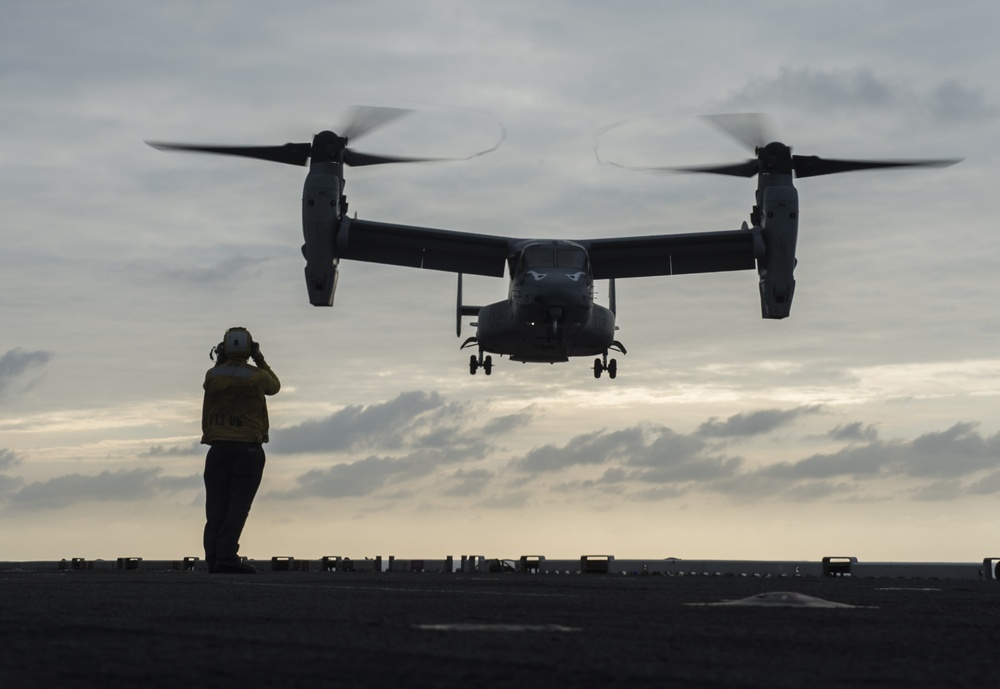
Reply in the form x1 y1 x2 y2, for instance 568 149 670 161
469 352 493 375
593 353 617 379
593 340 626 379
461 336 492 376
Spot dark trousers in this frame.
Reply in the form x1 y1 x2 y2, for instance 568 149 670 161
203 441 266 566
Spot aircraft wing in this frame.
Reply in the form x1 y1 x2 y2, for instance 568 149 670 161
579 229 756 280
337 218 513 277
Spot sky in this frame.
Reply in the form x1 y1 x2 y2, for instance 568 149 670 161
1 1 998 563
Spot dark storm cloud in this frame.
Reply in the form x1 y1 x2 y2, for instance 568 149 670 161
696 406 822 438
4 467 201 510
0 348 53 396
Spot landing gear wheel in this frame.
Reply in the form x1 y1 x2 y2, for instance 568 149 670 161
469 352 493 376
593 351 619 379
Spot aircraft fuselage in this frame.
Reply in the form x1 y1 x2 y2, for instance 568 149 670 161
474 240 616 362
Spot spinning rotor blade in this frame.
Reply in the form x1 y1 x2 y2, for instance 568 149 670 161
336 105 413 143
148 105 506 168
343 150 444 167
790 155 962 178
145 141 312 166
665 160 761 177
658 113 961 179
700 113 774 152
663 152 960 179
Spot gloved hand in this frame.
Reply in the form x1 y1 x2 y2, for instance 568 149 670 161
251 342 266 366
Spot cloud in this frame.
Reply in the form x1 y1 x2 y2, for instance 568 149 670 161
272 449 452 500
967 471 1000 496
443 468 494 497
501 413 1000 504
696 407 822 439
827 422 880 443
0 448 22 471
272 391 448 454
0 348 53 397
746 423 998 484
285 456 408 498
629 428 708 467
928 79 1000 122
125 253 274 288
706 422 1000 502
511 427 646 473
266 393 536 500
750 68 895 110
633 454 744 485
143 443 201 457
904 423 1000 477
719 68 999 122
4 467 201 511
474 490 532 510
510 424 745 489
480 406 540 436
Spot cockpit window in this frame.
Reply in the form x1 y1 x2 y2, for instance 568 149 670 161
522 246 553 269
519 245 589 272
556 248 588 270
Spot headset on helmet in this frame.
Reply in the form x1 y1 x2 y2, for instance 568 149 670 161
210 327 256 360
223 327 254 357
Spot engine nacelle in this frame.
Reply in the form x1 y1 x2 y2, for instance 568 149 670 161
304 258 339 306
302 168 342 306
756 185 798 319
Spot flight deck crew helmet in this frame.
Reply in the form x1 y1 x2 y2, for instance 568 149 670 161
222 327 255 358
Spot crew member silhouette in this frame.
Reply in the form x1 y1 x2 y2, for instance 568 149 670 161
201 327 280 573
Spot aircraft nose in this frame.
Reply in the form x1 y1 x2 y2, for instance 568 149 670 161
523 272 591 320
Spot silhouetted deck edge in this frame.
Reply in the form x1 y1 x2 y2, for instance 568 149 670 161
3 554 999 580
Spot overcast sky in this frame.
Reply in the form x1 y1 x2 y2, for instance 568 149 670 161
2 1 998 562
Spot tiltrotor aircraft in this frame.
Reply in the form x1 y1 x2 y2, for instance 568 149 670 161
149 108 958 378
